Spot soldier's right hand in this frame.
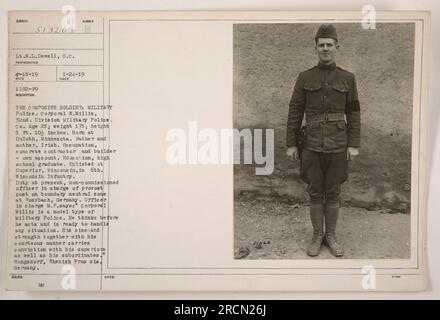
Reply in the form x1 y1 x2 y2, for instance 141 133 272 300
286 146 299 161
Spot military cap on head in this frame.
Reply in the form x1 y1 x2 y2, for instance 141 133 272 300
315 24 338 42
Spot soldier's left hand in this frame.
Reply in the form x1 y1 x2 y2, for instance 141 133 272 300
347 147 359 160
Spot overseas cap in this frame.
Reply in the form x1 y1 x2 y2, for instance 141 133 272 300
315 24 338 42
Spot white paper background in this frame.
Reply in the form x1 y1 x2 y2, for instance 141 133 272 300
0 0 439 299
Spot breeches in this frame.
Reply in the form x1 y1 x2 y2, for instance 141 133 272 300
300 148 348 205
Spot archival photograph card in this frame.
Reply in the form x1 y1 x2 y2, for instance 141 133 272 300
6 10 429 291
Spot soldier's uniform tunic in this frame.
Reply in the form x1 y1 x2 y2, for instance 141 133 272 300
286 62 361 206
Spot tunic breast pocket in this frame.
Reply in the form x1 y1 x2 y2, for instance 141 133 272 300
330 82 348 110
304 82 322 108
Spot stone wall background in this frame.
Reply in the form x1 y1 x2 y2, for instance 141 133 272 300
233 23 415 212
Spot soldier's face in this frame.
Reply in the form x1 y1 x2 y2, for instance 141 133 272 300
315 38 339 64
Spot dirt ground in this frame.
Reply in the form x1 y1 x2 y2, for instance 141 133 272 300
234 198 410 260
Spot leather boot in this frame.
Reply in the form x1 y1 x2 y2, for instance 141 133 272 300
306 203 324 257
324 203 344 257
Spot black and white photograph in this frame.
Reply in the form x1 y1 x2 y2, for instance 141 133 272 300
234 22 416 259
3 9 431 293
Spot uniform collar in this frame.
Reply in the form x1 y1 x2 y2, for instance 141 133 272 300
317 62 336 71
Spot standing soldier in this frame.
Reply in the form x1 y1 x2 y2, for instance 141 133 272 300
286 24 361 257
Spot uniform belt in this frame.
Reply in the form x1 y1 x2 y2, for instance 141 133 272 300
306 113 345 123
